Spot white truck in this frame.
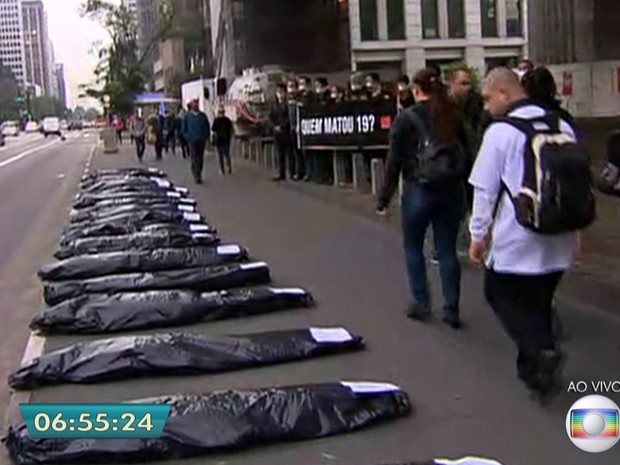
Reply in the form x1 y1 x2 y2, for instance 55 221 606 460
181 79 220 125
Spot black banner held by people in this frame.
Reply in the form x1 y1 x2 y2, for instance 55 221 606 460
298 100 396 150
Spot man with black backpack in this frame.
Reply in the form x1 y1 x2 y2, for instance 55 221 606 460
468 68 596 405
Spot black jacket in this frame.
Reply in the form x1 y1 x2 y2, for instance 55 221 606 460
377 101 469 209
269 101 291 144
212 116 233 143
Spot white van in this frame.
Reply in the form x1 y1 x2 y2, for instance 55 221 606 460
42 117 61 137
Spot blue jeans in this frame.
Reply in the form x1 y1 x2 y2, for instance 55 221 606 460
401 182 465 313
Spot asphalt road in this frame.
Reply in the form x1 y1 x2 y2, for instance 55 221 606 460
0 130 94 443
2 145 615 465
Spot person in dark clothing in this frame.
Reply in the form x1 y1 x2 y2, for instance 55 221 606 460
365 72 393 102
521 67 576 132
329 85 345 103
130 114 146 162
270 84 295 181
165 113 176 155
176 110 188 158
211 105 233 175
445 66 486 260
182 99 210 184
376 68 469 329
397 75 415 111
312 77 333 184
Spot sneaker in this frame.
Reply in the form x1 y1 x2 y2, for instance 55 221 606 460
430 254 439 266
406 303 431 321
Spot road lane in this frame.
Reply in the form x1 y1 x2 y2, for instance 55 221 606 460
0 133 93 445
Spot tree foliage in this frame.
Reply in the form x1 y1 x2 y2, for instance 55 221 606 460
0 64 20 121
81 0 175 116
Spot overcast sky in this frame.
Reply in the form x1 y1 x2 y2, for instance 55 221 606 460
44 0 108 109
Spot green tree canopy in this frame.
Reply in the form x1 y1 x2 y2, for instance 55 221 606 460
81 0 175 116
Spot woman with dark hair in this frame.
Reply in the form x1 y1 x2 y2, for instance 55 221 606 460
521 67 575 130
377 68 470 329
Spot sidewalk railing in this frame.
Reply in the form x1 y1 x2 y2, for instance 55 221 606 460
232 136 403 204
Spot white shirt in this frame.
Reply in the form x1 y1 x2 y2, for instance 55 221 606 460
468 104 578 274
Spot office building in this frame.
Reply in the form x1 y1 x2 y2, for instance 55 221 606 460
349 0 527 80
528 0 620 117
0 0 26 86
22 0 53 95
136 0 160 64
54 63 67 108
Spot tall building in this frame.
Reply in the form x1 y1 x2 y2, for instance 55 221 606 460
22 0 53 95
527 0 620 117
53 63 67 108
136 0 160 62
210 0 350 79
0 0 26 86
349 0 527 80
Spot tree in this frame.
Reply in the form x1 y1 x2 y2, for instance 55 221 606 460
31 96 64 119
81 0 176 116
84 107 100 121
0 64 20 121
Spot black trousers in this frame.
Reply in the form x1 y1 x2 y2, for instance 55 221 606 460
135 136 145 160
190 141 206 181
276 140 295 179
484 269 563 383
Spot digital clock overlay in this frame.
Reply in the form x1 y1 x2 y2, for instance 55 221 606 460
19 404 171 439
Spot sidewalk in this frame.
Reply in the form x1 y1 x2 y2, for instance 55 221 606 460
22 142 620 465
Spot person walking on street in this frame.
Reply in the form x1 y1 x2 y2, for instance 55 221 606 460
176 109 188 158
183 99 210 184
212 105 233 175
376 68 470 329
130 114 146 162
468 68 594 404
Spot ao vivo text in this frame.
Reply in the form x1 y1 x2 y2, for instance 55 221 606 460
567 381 620 394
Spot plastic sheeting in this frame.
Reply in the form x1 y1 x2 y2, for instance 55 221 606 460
62 210 203 239
73 195 196 212
43 262 271 306
69 202 196 224
59 221 215 246
54 230 218 260
73 191 190 209
30 286 314 334
39 245 247 281
9 327 364 389
5 381 411 464
379 460 504 465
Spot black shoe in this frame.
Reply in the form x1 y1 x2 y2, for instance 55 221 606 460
442 311 462 329
195 178 203 185
272 176 284 182
407 303 431 321
531 351 566 405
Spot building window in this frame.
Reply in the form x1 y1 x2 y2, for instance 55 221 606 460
506 0 521 37
480 0 497 37
421 0 438 39
359 0 378 41
447 0 465 38
387 0 405 40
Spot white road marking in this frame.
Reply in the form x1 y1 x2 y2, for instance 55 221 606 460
0 140 59 169
57 173 66 178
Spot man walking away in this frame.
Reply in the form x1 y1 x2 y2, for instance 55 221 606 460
183 99 210 184
212 105 233 175
130 114 146 162
469 68 595 404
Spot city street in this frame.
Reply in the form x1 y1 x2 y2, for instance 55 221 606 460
1 143 618 465
0 130 94 436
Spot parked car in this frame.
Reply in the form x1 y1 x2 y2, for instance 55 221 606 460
25 121 40 133
42 117 62 137
1 121 20 137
